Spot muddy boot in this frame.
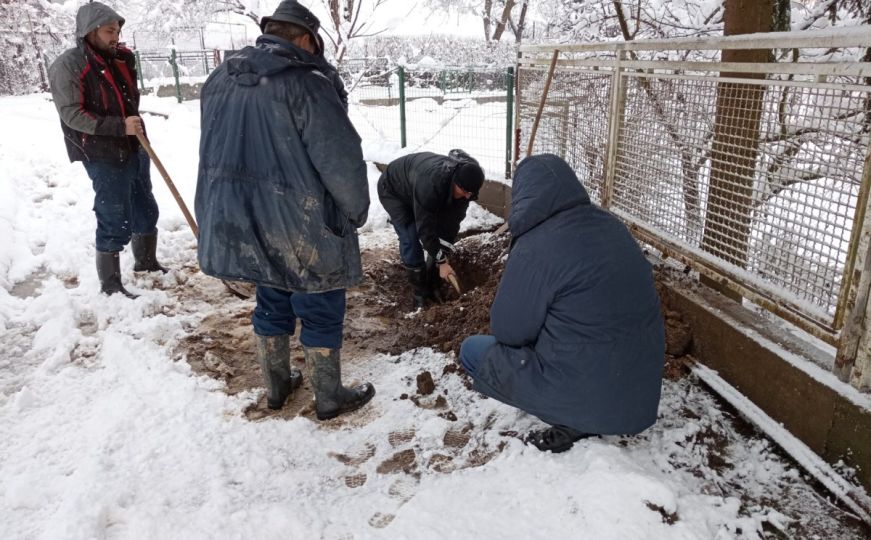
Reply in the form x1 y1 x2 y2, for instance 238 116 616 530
305 347 375 421
405 265 430 309
525 425 592 453
131 232 168 273
256 334 303 410
96 251 137 298
425 258 446 304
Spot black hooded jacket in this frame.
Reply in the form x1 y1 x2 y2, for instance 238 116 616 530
377 152 471 260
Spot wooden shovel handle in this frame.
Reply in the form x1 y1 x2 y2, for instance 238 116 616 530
136 132 199 237
447 273 462 295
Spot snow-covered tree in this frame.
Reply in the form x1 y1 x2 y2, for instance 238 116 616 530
425 0 530 42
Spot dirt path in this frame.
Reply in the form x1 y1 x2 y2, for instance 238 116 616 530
176 229 508 420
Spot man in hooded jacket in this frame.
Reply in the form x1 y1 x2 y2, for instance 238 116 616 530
459 154 665 453
195 0 374 419
49 2 167 298
378 150 485 308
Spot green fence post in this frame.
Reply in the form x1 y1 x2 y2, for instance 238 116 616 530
170 48 182 103
505 66 514 179
134 50 145 92
398 66 407 148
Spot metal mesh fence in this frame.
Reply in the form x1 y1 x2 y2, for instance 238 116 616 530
611 73 867 321
343 61 515 178
342 58 403 149
517 67 612 202
137 50 218 82
518 36 871 343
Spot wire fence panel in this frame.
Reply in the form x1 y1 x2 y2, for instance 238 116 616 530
342 58 403 149
611 72 867 326
518 29 871 386
137 49 217 82
405 67 511 178
344 62 514 178
517 66 612 201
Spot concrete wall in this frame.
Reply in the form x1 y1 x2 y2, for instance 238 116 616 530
658 279 871 492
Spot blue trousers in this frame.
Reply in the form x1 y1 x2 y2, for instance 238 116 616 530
391 220 425 268
459 335 497 376
252 286 346 349
82 149 159 253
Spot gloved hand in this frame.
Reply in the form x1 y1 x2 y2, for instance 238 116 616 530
434 238 455 265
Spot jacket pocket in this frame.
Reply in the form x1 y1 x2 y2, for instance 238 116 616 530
323 193 350 238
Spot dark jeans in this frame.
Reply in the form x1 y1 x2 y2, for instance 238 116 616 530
82 149 159 253
252 286 346 349
459 335 497 376
391 220 425 268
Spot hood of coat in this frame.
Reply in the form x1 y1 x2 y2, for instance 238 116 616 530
75 2 125 42
225 34 325 86
508 154 591 238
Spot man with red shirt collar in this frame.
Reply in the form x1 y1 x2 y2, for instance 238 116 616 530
49 1 166 298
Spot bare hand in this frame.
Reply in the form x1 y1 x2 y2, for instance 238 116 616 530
124 116 143 136
438 261 455 281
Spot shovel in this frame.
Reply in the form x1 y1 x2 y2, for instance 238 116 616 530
446 273 462 295
136 132 255 300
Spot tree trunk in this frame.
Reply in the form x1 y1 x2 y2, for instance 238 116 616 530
491 0 516 42
483 0 493 42
514 0 529 43
700 0 773 298
329 0 344 55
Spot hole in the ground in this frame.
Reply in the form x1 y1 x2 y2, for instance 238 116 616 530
356 232 510 356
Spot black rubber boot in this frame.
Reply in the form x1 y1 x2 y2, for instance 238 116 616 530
425 257 446 303
525 425 592 453
96 251 137 298
131 232 168 273
256 334 303 410
405 265 430 309
305 347 375 421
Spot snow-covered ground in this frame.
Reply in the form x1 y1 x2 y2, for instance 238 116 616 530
0 94 864 539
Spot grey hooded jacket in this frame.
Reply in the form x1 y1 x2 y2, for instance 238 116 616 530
48 2 140 164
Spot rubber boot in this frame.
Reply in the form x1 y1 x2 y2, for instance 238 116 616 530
132 232 168 273
96 251 137 298
425 257 446 304
256 334 303 410
405 265 430 309
305 347 375 421
525 425 592 453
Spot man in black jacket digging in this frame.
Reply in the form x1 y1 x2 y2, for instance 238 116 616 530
377 151 485 308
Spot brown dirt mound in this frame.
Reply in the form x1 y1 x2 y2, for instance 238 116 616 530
361 233 509 356
177 229 694 419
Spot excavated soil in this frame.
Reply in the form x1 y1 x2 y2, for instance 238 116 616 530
361 232 508 356
176 228 509 421
177 228 696 421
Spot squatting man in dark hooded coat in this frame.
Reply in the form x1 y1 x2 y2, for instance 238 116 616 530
459 154 665 453
378 151 485 308
49 1 168 298
195 0 374 419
